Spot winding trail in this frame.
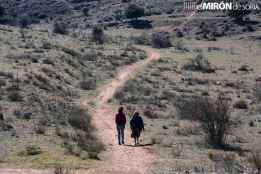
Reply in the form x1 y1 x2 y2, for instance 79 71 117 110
0 47 161 174
80 46 160 174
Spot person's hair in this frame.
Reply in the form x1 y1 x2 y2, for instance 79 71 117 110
134 112 139 117
118 107 124 113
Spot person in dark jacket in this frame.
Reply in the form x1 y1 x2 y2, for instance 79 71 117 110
130 112 144 145
115 106 127 145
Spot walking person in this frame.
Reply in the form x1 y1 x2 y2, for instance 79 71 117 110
130 112 144 146
115 107 126 145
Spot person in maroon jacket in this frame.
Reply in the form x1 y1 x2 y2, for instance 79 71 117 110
115 106 127 145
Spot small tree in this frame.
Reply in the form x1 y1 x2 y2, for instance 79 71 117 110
194 95 231 147
92 26 104 44
175 94 232 147
125 4 145 20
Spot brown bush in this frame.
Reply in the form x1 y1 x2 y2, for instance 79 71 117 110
68 106 104 152
175 94 232 147
196 95 231 147
151 31 172 48
68 106 91 131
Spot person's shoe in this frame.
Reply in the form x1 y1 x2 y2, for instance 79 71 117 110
118 142 121 145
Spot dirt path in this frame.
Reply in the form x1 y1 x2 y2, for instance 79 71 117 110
80 47 160 174
0 47 160 174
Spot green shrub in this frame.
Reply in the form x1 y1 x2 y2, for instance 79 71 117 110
26 145 42 155
125 4 145 20
8 91 23 102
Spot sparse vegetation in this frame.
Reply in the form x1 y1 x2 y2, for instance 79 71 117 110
67 106 104 154
183 53 215 73
0 0 260 172
176 94 232 147
195 95 231 147
151 31 172 48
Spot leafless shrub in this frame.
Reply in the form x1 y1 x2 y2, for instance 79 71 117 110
67 106 104 154
196 95 231 147
175 94 232 147
68 106 91 131
183 53 215 73
151 31 172 48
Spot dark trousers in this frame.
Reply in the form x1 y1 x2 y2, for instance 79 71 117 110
116 124 125 144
